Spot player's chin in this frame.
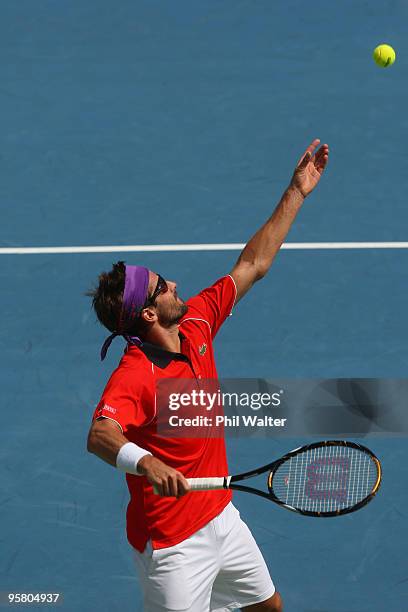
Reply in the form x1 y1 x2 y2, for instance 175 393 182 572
174 293 186 308
173 303 188 323
178 303 188 318
160 303 188 326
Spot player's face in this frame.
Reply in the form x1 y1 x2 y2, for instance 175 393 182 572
149 272 188 325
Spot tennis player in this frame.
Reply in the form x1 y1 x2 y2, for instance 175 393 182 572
87 139 329 611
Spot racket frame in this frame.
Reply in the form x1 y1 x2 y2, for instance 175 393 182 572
229 440 382 517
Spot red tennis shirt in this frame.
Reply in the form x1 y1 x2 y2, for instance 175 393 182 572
92 275 237 552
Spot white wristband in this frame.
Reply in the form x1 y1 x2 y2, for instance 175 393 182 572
116 442 152 475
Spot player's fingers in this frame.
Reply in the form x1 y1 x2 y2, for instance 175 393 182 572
177 475 191 497
315 146 329 171
315 144 329 159
297 139 320 166
161 479 170 497
168 474 179 497
313 144 327 160
308 138 321 151
154 481 164 496
317 156 329 172
298 150 312 168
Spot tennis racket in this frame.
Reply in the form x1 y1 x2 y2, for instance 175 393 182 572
175 440 382 517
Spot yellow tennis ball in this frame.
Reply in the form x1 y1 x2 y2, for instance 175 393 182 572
373 44 396 68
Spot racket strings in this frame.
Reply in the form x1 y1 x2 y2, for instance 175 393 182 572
272 445 379 513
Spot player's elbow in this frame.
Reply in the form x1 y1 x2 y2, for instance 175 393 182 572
87 425 98 454
245 258 269 281
233 259 267 286
255 264 268 280
244 261 267 283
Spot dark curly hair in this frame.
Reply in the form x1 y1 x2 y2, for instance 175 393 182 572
87 261 140 333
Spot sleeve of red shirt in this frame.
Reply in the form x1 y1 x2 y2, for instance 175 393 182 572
185 275 237 339
92 367 155 434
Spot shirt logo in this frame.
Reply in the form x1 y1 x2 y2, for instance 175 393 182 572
199 343 207 356
102 404 117 415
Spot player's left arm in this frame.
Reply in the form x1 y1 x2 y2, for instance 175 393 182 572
230 139 329 303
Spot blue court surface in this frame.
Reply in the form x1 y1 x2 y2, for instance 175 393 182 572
2 2 408 611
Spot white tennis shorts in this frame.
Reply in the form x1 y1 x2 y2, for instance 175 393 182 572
131 502 275 612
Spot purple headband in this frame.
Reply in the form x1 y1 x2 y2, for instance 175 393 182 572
100 265 150 360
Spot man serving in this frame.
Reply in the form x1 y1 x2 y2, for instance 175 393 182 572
87 139 329 612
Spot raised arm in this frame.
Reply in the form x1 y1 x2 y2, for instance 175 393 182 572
230 139 329 302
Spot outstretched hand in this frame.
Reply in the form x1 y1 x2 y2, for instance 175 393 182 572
289 139 329 198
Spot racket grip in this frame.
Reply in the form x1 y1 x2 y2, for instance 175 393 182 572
187 477 231 491
152 476 231 495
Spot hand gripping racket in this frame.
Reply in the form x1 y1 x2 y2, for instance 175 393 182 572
180 440 382 517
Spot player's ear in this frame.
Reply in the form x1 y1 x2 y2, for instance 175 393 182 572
140 306 157 324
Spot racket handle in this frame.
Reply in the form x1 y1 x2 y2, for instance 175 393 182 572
152 476 231 495
187 476 231 491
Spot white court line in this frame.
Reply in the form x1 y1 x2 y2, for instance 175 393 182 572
1 242 408 255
